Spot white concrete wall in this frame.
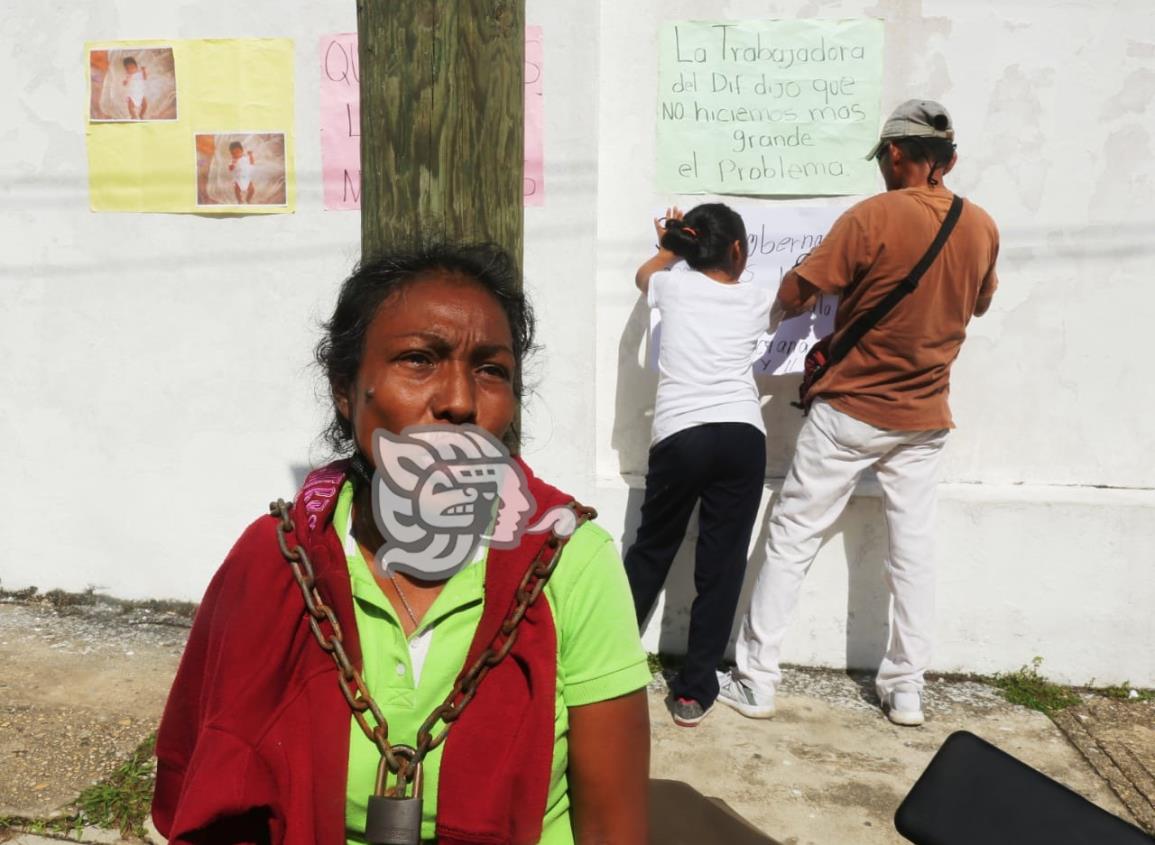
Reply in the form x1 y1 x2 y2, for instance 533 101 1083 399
1 0 1152 686
0 0 600 603
1 1 359 602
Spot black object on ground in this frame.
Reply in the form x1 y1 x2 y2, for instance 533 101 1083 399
895 730 1154 844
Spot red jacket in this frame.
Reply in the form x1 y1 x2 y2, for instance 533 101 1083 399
153 460 574 844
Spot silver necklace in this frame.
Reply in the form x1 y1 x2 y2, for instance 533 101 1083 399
351 506 421 631
387 571 421 630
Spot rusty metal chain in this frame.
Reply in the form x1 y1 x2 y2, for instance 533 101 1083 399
412 503 596 762
270 497 594 788
270 499 401 775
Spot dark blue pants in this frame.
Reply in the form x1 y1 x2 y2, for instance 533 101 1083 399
624 422 766 707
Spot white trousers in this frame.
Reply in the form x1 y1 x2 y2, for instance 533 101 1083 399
735 400 949 698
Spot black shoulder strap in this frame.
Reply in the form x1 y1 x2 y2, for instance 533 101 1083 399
826 194 964 365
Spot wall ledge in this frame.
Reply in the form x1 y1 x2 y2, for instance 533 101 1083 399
605 473 1155 506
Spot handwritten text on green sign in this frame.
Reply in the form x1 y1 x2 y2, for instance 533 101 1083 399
657 20 884 195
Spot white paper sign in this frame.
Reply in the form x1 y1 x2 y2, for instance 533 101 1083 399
647 202 851 375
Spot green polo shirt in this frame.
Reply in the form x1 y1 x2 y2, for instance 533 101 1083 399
335 482 650 844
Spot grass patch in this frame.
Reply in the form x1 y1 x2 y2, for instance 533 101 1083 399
43 587 100 608
646 651 685 677
76 733 157 837
0 814 85 838
1097 681 1155 703
116 597 199 618
994 657 1080 714
0 582 197 623
0 734 158 839
0 585 39 602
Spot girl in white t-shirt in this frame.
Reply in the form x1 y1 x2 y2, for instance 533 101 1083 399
624 203 772 727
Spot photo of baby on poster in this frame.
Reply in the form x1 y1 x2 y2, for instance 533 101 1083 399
196 133 287 207
89 47 178 122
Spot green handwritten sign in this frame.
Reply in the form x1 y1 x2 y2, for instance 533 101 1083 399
657 19 884 196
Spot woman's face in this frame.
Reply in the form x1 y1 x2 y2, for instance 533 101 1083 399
337 273 518 458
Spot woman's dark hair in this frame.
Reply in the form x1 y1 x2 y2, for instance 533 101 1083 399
122 57 138 69
886 137 957 186
315 242 535 452
659 203 748 273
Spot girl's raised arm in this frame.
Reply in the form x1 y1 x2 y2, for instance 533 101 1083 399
635 207 682 295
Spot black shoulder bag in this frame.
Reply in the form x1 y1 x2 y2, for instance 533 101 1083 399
793 194 965 414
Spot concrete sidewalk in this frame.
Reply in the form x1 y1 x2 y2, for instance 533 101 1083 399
0 599 1149 844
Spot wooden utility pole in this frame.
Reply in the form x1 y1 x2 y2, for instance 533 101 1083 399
357 1 525 263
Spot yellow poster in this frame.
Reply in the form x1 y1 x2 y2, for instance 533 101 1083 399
85 38 295 213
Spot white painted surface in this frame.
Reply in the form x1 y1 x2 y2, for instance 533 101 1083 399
594 0 1155 687
0 0 1151 685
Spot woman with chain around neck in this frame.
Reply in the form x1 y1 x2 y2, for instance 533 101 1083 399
152 243 651 845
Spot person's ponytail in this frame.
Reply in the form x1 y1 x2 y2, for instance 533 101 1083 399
659 203 747 274
660 218 707 265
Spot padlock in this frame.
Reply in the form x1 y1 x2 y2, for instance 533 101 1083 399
364 749 424 845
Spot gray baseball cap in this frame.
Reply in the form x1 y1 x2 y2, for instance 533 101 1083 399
865 99 955 160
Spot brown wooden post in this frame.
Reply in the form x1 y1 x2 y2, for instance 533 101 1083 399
357 0 525 264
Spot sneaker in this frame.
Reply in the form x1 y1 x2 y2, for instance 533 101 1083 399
666 694 713 727
715 670 776 719
882 688 925 726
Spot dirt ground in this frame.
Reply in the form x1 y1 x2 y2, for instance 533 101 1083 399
1052 697 1155 833
647 669 1144 844
0 601 187 821
0 599 1149 844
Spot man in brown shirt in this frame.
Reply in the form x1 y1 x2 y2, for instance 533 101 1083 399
718 100 1000 727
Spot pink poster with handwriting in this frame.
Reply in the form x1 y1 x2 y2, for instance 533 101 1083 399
319 34 361 210
320 30 544 211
